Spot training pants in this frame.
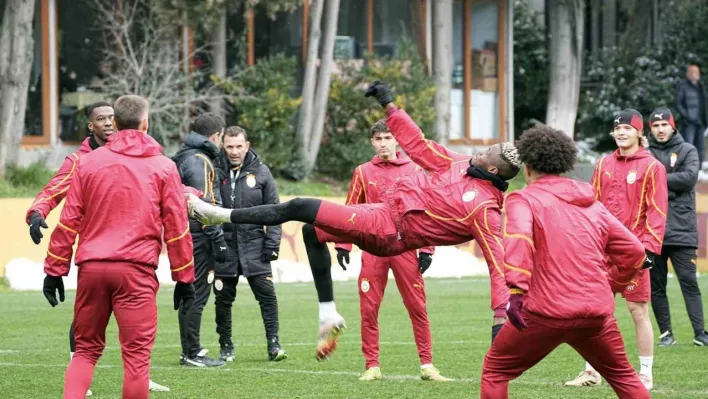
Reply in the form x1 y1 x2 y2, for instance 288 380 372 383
179 235 214 358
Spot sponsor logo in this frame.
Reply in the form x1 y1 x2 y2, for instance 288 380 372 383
347 213 357 225
360 279 370 293
671 152 678 167
246 174 256 188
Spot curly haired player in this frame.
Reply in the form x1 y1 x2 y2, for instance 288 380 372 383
480 125 651 399
186 83 522 365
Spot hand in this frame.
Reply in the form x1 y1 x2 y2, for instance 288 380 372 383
261 249 279 263
336 248 350 270
173 282 196 311
506 293 527 331
418 253 432 274
643 250 655 269
43 275 65 307
364 80 394 108
29 212 48 245
213 236 229 263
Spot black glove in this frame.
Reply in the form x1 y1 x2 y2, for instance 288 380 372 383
643 250 655 269
336 248 350 270
43 275 65 307
261 249 279 263
29 212 49 245
418 253 433 274
212 236 228 263
173 282 196 311
364 80 394 108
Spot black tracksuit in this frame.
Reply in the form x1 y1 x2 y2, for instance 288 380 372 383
172 132 224 358
212 150 282 349
648 132 706 337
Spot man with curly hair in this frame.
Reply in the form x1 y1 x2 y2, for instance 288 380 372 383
480 125 651 399
566 109 668 391
186 81 522 366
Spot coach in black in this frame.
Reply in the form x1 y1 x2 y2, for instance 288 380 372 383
213 126 286 362
173 113 229 367
647 107 708 347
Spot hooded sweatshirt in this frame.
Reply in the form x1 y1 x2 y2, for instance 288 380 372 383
503 176 645 323
44 130 195 284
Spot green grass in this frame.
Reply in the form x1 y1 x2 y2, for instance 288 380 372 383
0 277 706 398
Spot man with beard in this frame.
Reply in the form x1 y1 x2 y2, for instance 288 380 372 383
212 126 287 362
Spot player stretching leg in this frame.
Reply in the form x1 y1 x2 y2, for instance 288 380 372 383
480 124 651 399
566 109 668 391
187 82 522 363
26 102 171 395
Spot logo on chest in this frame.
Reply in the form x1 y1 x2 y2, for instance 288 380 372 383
626 170 638 185
670 153 678 167
462 190 478 202
246 174 257 188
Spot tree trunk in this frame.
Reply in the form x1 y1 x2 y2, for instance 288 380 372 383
545 0 585 137
0 0 36 175
210 12 228 118
295 0 325 177
432 0 452 143
305 0 340 175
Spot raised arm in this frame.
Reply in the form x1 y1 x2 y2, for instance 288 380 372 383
502 193 535 294
471 202 510 312
161 163 196 284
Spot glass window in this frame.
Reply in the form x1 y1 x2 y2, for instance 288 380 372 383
24 0 43 137
469 0 499 140
449 0 465 140
336 0 368 59
371 0 423 57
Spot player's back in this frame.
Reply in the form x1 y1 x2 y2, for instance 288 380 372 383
512 175 637 321
74 129 176 268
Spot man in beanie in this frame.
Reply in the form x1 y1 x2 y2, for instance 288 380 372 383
566 109 668 391
647 107 708 347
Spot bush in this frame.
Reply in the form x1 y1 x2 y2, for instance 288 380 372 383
0 163 56 198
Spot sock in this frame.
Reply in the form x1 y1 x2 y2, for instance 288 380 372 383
491 324 503 342
303 224 334 302
585 361 596 373
639 356 653 376
230 198 321 225
420 363 433 370
318 301 337 322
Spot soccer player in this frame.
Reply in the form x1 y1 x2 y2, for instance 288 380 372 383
480 124 651 399
336 119 447 381
186 81 521 361
42 95 196 399
647 107 708 346
25 101 171 395
566 109 668 390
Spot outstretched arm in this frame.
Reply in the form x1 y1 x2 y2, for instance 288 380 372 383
26 154 80 223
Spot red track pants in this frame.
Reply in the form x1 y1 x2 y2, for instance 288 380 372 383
64 262 158 399
358 250 432 368
481 312 650 399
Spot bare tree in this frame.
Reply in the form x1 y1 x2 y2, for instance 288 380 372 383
545 0 586 137
433 0 453 143
0 0 36 175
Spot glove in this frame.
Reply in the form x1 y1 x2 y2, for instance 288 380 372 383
29 212 49 245
212 236 228 263
506 293 527 331
364 80 394 108
418 253 432 274
643 250 655 269
173 282 196 311
261 249 279 263
336 248 350 270
43 275 65 307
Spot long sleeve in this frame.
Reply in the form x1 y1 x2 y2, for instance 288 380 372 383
44 163 85 277
641 161 669 254
667 146 699 192
502 193 535 293
26 154 80 223
335 166 366 252
385 106 467 174
262 166 282 251
605 210 646 286
162 163 196 284
182 154 224 241
590 157 605 201
471 204 510 310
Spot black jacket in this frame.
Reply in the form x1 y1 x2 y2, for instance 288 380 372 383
675 79 708 127
648 131 699 248
172 132 224 241
215 149 281 277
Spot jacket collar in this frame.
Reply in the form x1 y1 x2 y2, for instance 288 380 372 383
371 151 411 166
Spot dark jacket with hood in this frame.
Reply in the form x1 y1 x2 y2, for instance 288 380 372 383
648 131 700 248
215 149 281 277
676 79 708 126
172 131 224 241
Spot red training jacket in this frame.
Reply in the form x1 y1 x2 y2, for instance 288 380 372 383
335 152 434 255
384 107 509 311
591 148 668 254
44 130 195 284
503 176 646 321
26 138 94 223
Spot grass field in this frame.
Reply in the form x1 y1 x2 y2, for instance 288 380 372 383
1 276 707 398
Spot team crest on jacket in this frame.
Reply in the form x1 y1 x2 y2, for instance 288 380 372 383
360 278 370 293
246 174 256 188
462 190 477 202
671 152 678 167
208 270 215 284
214 279 223 291
626 170 638 184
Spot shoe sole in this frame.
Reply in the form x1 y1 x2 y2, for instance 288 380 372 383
270 351 288 362
316 321 347 361
183 359 226 368
658 341 677 347
694 340 707 346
